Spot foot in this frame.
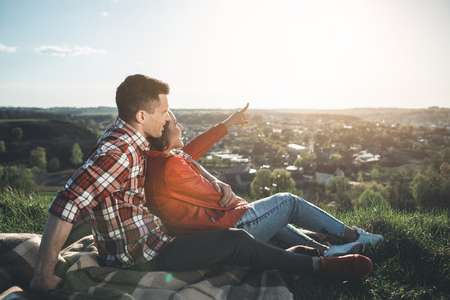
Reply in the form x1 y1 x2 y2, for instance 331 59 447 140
353 227 384 247
320 254 373 280
324 242 363 257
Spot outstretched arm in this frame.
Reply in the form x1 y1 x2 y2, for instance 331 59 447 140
190 103 249 206
182 103 250 160
221 103 249 129
29 214 73 295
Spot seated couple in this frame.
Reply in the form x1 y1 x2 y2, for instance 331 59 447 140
145 103 384 264
30 75 382 296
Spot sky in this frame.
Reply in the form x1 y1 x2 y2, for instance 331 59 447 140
0 0 450 110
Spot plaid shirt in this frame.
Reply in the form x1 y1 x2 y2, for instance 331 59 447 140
49 117 174 268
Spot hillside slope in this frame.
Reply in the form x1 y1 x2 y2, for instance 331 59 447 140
0 120 98 168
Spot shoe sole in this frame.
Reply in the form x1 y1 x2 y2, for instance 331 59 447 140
328 243 363 257
358 255 373 279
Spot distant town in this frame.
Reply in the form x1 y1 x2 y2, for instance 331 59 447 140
1 106 449 210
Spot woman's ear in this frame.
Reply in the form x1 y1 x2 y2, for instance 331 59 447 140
135 110 146 124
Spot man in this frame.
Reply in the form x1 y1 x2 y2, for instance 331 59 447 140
30 75 373 295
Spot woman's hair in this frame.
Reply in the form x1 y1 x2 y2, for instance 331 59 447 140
149 120 171 152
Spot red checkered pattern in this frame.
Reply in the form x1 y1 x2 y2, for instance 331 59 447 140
49 118 174 268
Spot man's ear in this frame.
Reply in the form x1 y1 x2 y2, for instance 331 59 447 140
135 110 146 124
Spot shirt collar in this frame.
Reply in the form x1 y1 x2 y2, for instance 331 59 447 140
114 117 150 153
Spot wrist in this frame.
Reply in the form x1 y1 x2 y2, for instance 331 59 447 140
222 119 232 129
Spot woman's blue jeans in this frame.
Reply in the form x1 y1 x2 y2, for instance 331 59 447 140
234 193 345 247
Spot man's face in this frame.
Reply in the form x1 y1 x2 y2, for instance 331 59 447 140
143 94 170 138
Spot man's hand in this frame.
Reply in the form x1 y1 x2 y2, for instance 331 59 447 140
29 214 72 295
222 103 249 129
29 274 63 296
211 180 237 207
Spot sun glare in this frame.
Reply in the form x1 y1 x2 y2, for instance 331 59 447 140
213 1 374 108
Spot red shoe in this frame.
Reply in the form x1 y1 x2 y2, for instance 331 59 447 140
320 254 373 280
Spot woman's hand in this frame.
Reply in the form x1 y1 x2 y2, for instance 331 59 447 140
211 180 237 207
222 103 249 129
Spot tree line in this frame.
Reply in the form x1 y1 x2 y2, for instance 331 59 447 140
0 143 84 192
248 148 450 211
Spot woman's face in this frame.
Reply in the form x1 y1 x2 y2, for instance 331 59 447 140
166 111 184 151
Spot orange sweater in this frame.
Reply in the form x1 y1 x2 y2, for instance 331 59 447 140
145 123 249 236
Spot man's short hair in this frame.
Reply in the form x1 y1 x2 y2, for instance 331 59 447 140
116 74 170 122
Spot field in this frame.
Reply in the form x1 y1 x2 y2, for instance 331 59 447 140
1 189 449 299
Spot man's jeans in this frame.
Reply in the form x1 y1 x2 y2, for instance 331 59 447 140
234 193 345 247
130 228 314 275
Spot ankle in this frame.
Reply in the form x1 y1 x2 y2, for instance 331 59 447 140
343 226 359 242
312 257 322 274
353 227 360 241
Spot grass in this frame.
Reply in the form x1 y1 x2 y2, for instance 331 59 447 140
291 202 450 299
0 188 52 233
1 189 449 299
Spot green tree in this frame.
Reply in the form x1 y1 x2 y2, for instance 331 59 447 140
11 127 23 140
251 169 272 199
0 165 20 189
412 173 440 207
387 173 411 209
329 154 343 165
20 168 37 192
29 147 47 169
0 141 6 153
412 174 432 207
439 177 450 206
439 162 450 176
356 189 389 209
31 166 48 186
71 143 84 166
307 178 326 203
441 147 450 164
48 157 60 172
357 171 364 182
325 175 352 207
355 181 389 200
294 150 316 169
0 165 4 188
270 169 298 195
371 168 380 179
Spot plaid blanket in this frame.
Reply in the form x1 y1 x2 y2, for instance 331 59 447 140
0 231 294 300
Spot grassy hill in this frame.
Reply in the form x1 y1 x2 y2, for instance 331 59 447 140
0 119 98 169
1 189 449 299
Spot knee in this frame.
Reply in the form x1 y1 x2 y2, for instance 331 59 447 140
228 228 254 243
275 192 293 198
276 192 303 202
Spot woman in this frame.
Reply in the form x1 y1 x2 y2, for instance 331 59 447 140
145 104 384 257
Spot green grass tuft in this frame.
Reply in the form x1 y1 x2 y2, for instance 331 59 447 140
0 188 52 233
